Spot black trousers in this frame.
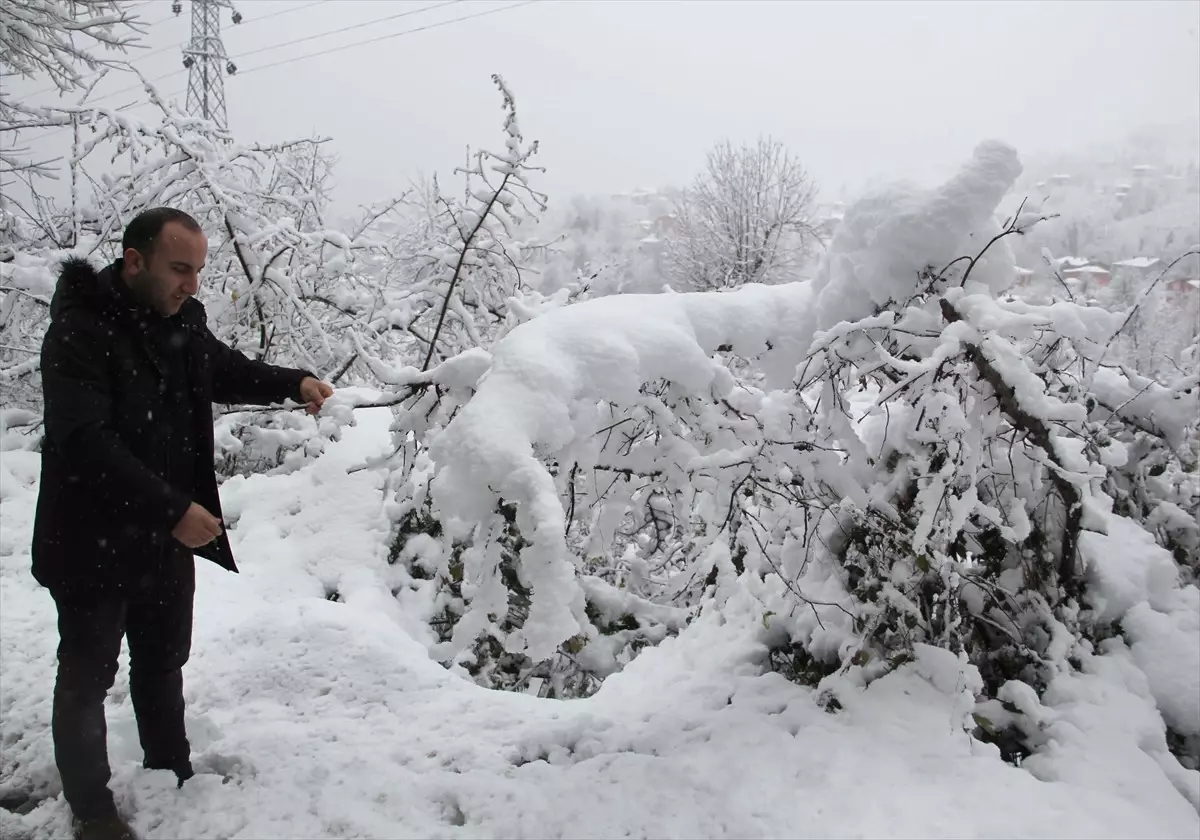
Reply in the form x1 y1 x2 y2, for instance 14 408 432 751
50 548 195 820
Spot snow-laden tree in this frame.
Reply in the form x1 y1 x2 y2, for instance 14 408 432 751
665 137 820 291
384 139 1198 774
421 140 1031 668
0 0 137 93
0 0 142 178
0 79 404 470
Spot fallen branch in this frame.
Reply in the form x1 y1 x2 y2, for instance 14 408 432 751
940 297 1083 594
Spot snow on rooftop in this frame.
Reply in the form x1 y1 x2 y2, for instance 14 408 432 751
1113 257 1161 269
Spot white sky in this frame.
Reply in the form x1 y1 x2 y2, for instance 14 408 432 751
11 0 1200 214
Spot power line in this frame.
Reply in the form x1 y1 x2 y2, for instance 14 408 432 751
66 0 534 101
231 0 463 61
32 0 540 141
131 0 331 37
25 0 331 99
139 12 185 27
239 0 539 77
227 0 333 30
105 34 183 70
130 0 330 27
54 69 189 111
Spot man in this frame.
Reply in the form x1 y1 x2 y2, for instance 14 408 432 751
32 207 334 840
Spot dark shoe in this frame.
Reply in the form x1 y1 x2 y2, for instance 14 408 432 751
143 758 193 788
174 763 194 788
72 812 139 840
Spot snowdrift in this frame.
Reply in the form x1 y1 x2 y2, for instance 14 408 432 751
1 401 1197 839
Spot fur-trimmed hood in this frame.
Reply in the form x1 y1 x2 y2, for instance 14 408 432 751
50 255 119 322
51 255 205 327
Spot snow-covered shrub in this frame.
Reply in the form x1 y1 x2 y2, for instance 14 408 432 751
213 401 356 481
420 139 1023 661
397 139 1198 777
0 0 133 421
0 246 59 428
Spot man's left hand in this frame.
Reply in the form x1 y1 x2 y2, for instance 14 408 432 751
299 377 334 415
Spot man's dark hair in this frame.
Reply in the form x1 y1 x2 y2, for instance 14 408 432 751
121 207 202 258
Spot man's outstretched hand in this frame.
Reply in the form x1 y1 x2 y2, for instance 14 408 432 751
300 377 334 415
173 502 223 548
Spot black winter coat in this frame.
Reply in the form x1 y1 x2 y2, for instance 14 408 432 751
32 257 315 596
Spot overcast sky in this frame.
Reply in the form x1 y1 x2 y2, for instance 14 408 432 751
15 0 1200 214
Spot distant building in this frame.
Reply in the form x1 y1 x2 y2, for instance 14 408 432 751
632 214 678 240
1166 277 1199 297
1111 257 1160 288
1055 256 1090 269
1055 256 1111 290
1165 251 1200 298
1063 265 1111 289
1113 257 1162 271
653 214 678 238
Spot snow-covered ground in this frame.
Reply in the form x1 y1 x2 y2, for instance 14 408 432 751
2 402 1197 840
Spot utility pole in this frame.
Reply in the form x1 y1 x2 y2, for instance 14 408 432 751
175 0 241 130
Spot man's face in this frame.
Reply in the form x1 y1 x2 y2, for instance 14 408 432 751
124 221 208 316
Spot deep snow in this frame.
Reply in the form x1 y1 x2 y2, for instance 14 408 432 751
1 400 1197 840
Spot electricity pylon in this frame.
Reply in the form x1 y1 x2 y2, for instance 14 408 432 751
175 0 241 129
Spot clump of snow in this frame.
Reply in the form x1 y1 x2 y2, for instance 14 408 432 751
429 282 817 660
1069 497 1200 803
806 140 1022 330
1089 366 1198 451
353 345 494 393
1124 598 1200 739
429 140 1027 662
1026 652 1200 819
1083 504 1184 622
